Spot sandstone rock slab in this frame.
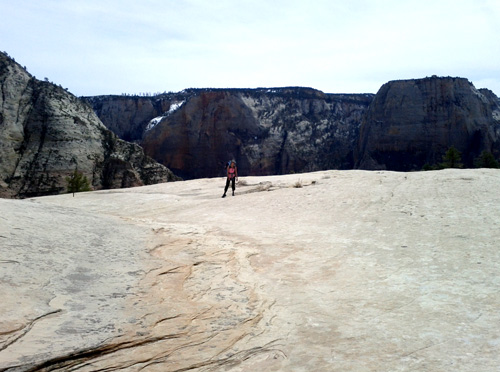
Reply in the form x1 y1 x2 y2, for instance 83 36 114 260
1 169 499 371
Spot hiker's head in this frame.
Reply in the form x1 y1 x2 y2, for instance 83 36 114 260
230 160 236 167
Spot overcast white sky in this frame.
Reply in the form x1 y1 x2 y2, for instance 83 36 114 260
1 0 499 97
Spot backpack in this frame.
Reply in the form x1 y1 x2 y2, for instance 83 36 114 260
225 160 236 169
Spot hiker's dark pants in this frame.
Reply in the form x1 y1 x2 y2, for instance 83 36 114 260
224 177 235 194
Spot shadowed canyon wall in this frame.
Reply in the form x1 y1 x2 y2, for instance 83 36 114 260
355 77 500 170
87 78 500 178
87 88 373 179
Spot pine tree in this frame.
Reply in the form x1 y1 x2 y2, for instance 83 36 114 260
441 146 463 169
475 151 499 168
66 169 91 196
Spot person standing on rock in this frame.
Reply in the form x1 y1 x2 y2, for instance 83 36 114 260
222 160 238 198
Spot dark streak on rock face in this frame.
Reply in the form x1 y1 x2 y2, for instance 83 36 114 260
355 77 500 170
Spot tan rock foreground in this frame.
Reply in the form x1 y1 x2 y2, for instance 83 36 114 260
1 169 499 371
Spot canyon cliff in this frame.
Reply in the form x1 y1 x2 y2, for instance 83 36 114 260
87 78 500 178
87 89 373 179
356 77 500 170
0 52 179 198
3 50 500 191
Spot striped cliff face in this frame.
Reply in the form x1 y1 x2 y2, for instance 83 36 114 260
88 88 373 179
87 78 500 179
0 52 179 198
356 77 500 171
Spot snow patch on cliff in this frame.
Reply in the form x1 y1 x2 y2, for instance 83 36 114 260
145 100 185 131
167 100 185 114
145 116 164 131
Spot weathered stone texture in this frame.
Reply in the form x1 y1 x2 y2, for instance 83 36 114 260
356 77 500 170
88 88 373 179
84 95 177 142
0 52 179 198
88 79 500 177
2 169 499 371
